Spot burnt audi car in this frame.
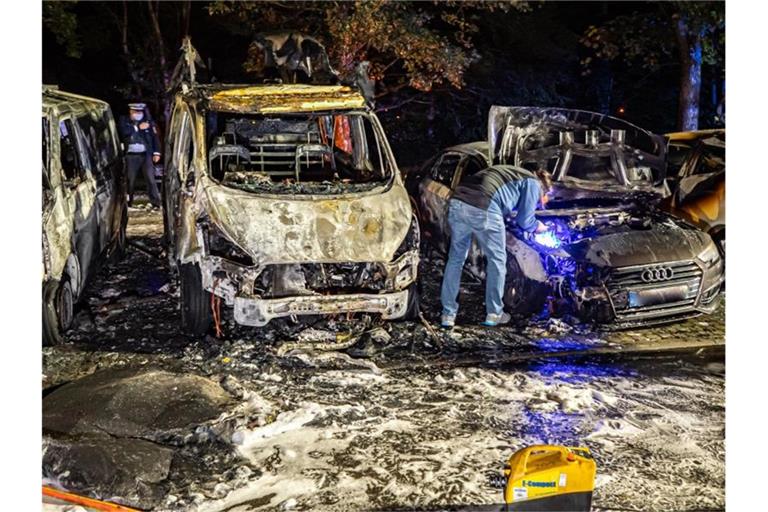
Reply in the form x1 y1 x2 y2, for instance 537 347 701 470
411 107 723 327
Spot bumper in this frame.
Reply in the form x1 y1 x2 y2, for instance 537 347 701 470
233 289 410 327
574 259 724 329
196 250 419 327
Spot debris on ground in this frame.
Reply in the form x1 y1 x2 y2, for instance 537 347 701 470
41 206 725 511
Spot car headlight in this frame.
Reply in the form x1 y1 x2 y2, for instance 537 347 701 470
697 241 720 268
203 222 254 266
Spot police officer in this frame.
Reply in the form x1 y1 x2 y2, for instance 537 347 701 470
118 103 162 207
440 166 552 328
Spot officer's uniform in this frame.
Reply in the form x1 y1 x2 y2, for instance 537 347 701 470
118 103 162 207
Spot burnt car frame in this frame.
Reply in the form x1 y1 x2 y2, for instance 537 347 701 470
163 72 419 335
411 106 723 328
42 86 128 344
663 129 725 256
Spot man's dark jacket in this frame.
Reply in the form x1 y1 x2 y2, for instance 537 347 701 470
118 115 161 156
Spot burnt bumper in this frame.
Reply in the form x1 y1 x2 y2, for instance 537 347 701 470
575 257 724 328
233 289 410 326
197 250 418 326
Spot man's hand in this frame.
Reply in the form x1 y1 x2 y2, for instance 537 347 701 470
534 220 549 234
139 122 150 130
152 154 161 164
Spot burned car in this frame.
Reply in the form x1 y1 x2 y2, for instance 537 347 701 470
163 75 419 335
42 87 128 344
411 107 723 327
663 129 725 256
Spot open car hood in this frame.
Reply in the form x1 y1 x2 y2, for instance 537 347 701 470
487 106 667 196
202 177 412 265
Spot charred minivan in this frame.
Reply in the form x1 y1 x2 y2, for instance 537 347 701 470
663 129 725 256
163 82 419 334
412 107 723 328
42 87 128 344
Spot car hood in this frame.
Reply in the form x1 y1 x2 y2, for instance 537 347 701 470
487 106 667 196
567 221 712 268
202 177 412 265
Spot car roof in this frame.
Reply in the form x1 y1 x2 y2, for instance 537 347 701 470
43 86 109 116
191 83 367 114
444 141 489 161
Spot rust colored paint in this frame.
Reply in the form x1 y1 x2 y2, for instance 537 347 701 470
678 179 725 228
207 85 366 114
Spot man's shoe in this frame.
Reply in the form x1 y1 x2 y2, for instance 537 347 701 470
481 312 511 327
440 314 456 329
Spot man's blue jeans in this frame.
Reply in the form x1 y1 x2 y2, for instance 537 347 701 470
440 199 507 318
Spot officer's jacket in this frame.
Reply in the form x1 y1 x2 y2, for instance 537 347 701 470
118 115 161 155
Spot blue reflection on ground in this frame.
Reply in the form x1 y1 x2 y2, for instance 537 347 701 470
528 357 637 384
518 408 588 446
143 269 168 294
533 337 597 353
513 358 636 444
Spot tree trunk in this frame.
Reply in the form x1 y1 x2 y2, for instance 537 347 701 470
181 0 191 38
120 1 143 99
675 19 703 131
147 1 171 129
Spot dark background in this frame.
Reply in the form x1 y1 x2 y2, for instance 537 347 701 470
43 1 724 167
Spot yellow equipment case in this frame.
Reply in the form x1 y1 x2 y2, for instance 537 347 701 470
503 445 596 511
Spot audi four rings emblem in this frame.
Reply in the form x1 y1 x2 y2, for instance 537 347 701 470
641 266 674 282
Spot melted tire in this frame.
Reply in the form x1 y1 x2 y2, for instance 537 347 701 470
112 205 128 261
402 281 421 321
179 263 212 336
43 278 73 346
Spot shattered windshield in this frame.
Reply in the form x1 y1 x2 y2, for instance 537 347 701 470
205 111 393 194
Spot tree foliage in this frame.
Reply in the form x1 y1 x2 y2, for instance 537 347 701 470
581 2 723 72
43 1 81 59
580 1 724 129
208 1 528 99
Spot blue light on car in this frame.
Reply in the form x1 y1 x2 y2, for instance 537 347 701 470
534 230 562 249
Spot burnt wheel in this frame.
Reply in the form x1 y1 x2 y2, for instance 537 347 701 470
402 281 421 320
112 205 128 261
179 263 212 336
503 256 547 315
43 278 73 346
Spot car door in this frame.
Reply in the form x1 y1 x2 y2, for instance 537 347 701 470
163 103 195 264
418 151 462 253
43 114 76 284
59 114 99 291
75 109 119 254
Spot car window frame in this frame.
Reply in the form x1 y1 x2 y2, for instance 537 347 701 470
452 154 487 189
430 151 462 188
174 107 196 185
58 115 92 188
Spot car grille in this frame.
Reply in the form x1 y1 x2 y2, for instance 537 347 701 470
257 262 388 298
607 260 703 322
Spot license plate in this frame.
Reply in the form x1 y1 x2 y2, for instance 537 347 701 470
629 284 689 307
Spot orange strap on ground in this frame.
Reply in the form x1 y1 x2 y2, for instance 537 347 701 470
42 486 140 511
211 278 223 338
